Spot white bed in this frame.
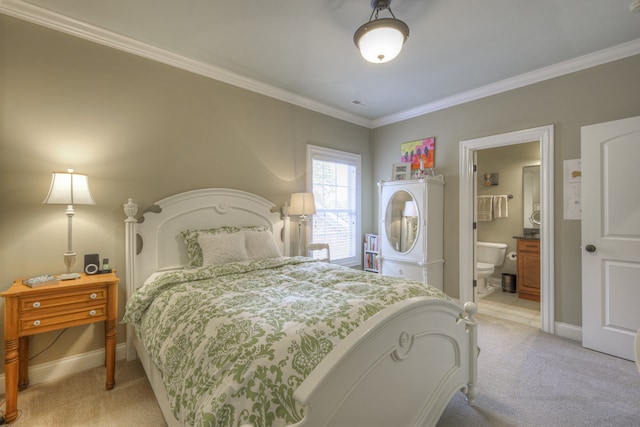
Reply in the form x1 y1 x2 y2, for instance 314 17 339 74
123 188 478 427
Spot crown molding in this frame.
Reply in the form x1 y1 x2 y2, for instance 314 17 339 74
0 0 373 128
2 0 639 130
373 38 640 128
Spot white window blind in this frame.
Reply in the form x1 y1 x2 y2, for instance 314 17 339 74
307 145 361 266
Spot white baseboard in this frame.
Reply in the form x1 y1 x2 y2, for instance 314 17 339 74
555 321 582 342
0 343 127 395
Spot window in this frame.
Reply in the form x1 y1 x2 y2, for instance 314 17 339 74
307 145 361 266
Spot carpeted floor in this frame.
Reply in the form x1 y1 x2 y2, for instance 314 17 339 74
2 313 639 426
1 359 167 426
437 314 640 426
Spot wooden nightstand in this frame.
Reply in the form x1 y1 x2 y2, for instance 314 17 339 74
1 272 119 423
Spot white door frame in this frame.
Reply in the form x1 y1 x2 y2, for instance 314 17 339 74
459 125 555 334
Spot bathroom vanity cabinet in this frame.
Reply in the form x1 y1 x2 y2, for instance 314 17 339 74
516 238 540 301
378 177 445 291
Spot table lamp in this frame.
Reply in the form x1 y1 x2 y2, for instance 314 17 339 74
43 169 95 279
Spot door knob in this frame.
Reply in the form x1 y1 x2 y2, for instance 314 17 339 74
585 244 596 253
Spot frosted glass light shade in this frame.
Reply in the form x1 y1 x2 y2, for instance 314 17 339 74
289 193 316 216
43 169 96 205
354 17 409 63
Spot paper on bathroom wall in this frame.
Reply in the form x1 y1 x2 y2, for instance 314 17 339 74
564 159 581 220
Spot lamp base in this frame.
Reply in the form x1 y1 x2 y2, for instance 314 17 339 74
64 252 77 274
298 216 311 256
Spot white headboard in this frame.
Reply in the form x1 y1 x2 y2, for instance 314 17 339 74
124 188 290 294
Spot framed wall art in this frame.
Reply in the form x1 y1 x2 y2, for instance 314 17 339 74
401 137 435 170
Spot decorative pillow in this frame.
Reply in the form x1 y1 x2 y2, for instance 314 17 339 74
198 231 249 266
245 230 282 260
181 226 270 267
181 226 242 267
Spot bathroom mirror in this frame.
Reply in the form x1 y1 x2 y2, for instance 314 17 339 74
523 165 541 232
384 190 419 253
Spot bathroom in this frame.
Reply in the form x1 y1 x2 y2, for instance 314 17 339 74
476 141 541 327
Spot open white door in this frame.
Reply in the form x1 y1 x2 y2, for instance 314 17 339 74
581 116 640 361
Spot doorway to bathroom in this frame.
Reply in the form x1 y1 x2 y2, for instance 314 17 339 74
475 142 541 328
459 125 555 334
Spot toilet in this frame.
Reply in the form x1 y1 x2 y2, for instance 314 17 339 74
476 241 508 294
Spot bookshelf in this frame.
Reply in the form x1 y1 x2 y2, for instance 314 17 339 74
364 233 380 273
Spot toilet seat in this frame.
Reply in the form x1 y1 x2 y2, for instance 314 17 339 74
477 262 494 272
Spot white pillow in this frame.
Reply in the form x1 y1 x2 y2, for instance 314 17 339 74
181 226 269 267
245 230 282 260
198 231 249 266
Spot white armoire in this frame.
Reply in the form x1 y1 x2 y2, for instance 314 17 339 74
378 176 445 291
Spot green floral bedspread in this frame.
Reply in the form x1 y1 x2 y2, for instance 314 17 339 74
123 257 451 427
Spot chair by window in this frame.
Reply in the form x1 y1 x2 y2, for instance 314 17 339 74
307 243 330 262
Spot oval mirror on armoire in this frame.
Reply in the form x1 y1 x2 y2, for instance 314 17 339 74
384 190 419 254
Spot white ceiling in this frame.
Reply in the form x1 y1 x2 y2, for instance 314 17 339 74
2 0 640 128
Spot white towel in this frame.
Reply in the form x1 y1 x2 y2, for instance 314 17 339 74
493 195 509 218
477 195 494 221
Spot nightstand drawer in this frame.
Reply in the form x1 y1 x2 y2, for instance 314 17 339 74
19 287 107 313
20 304 107 333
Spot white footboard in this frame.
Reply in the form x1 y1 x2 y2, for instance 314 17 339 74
133 298 477 427
292 298 478 427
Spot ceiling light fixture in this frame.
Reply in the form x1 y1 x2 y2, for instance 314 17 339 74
354 0 410 64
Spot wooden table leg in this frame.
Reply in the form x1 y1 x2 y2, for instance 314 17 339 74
4 294 20 423
18 336 29 390
105 279 117 390
4 338 19 423
105 319 116 390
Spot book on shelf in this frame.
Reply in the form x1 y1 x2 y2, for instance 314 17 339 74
364 233 379 252
365 252 379 272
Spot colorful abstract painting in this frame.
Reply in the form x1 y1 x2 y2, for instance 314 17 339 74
401 137 435 170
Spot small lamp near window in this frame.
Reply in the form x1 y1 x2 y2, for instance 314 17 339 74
289 192 316 256
43 169 96 279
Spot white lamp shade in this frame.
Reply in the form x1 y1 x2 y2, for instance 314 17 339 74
289 192 316 216
403 200 418 217
43 170 96 205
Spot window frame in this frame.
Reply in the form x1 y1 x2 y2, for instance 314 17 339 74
307 144 362 267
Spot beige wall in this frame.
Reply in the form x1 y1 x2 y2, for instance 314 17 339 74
371 54 640 326
0 16 371 372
